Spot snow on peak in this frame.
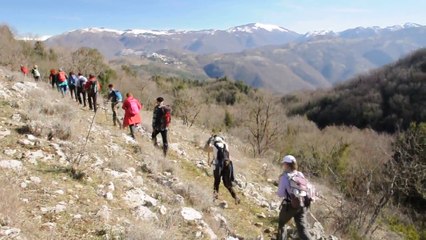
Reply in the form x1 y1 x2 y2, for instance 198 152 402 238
79 27 124 35
123 29 175 36
304 30 337 38
385 23 423 31
403 23 423 28
227 23 289 33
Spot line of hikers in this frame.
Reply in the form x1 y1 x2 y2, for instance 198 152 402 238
23 64 316 240
22 64 172 157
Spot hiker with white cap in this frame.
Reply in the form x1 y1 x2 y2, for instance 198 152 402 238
276 155 314 240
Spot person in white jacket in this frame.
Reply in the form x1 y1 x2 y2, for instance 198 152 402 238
76 73 88 107
204 135 240 204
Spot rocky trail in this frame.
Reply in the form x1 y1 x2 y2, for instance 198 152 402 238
0 68 339 239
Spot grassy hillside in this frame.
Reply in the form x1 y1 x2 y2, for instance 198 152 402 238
291 48 426 133
1 25 424 239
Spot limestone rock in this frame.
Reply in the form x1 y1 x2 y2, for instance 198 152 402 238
30 176 42 184
0 226 21 237
159 205 167 215
0 160 23 171
123 188 158 208
105 192 114 201
181 207 202 221
0 129 11 139
19 139 34 146
199 220 217 240
54 190 65 195
107 182 115 192
96 205 111 222
134 206 158 221
20 182 28 188
54 203 67 213
3 149 17 157
219 201 229 209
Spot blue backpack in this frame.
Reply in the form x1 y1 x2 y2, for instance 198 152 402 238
114 90 123 102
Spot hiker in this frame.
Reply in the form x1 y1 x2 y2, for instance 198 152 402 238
31 65 41 81
276 155 313 240
107 84 123 128
57 68 68 97
152 97 171 156
85 74 100 112
68 71 78 101
76 73 88 107
20 65 29 77
49 69 58 89
204 135 240 204
122 92 142 139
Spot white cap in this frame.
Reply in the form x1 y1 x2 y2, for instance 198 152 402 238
282 155 296 164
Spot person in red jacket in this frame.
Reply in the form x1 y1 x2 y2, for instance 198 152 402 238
122 92 142 139
20 65 29 77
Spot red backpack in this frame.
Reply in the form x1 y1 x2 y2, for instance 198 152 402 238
129 99 141 116
58 71 66 82
164 106 171 127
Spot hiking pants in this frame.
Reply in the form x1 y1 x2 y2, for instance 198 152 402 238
88 93 97 112
112 102 123 128
69 85 77 100
59 84 67 97
213 165 237 199
152 129 168 156
77 87 86 106
129 124 136 139
277 204 312 240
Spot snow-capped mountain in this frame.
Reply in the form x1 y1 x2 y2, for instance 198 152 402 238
44 22 426 94
45 23 300 57
227 23 290 33
338 23 425 39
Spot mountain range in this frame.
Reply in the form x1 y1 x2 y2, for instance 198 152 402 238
45 23 426 93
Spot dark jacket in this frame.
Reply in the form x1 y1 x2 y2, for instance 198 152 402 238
152 105 170 130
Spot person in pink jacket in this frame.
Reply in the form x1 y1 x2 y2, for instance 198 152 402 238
122 92 142 139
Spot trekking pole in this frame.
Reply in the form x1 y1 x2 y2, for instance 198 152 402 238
308 211 320 224
74 110 98 167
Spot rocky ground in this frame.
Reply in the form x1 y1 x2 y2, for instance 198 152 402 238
0 68 342 239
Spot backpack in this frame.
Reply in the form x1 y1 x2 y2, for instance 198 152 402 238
69 75 77 86
213 140 230 168
163 106 171 127
287 172 316 208
32 69 40 77
89 80 99 94
128 99 140 116
113 90 123 102
58 71 66 82
79 77 87 88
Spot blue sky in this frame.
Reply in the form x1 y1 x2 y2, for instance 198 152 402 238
2 0 426 37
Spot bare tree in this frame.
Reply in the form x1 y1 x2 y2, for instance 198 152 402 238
71 47 107 75
246 95 281 157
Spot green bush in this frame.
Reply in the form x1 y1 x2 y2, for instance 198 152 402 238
387 217 421 240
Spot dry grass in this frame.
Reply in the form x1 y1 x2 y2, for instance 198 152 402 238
0 173 51 239
21 89 80 141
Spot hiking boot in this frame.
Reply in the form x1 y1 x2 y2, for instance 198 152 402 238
235 197 241 205
213 192 218 202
